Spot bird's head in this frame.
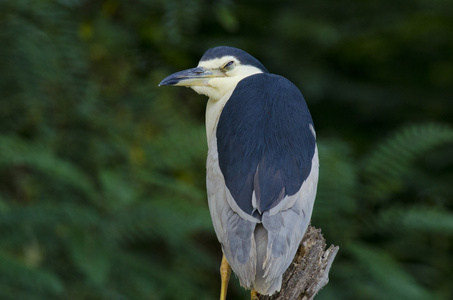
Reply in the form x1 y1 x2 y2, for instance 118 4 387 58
159 46 268 101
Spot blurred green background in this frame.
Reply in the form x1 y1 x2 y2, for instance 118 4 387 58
1 0 452 299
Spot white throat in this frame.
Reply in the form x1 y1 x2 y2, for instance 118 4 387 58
205 89 235 142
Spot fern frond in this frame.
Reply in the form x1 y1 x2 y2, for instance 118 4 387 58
148 125 207 171
379 206 453 235
0 135 96 200
314 139 358 241
362 123 453 200
108 197 211 245
0 202 100 232
347 243 437 300
138 171 205 200
0 250 63 298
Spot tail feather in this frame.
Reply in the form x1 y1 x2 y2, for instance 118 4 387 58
252 224 282 295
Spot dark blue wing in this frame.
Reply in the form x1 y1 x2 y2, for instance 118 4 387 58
216 73 316 217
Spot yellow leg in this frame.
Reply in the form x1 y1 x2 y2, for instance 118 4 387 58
220 255 232 300
251 289 260 300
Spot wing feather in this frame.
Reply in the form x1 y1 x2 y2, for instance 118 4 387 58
262 146 318 282
216 73 316 215
206 136 258 288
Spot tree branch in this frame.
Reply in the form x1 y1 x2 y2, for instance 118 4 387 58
259 226 339 300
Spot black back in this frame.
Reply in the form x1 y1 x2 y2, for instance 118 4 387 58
216 73 316 217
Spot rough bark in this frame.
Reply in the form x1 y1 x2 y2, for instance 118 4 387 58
259 226 339 300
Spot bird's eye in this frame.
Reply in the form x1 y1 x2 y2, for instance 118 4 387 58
223 61 234 70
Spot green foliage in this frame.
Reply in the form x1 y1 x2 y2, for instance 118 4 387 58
363 123 453 201
314 123 453 300
347 243 434 300
0 0 452 300
0 1 216 299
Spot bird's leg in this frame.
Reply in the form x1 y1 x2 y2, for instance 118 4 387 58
220 255 231 300
251 289 260 300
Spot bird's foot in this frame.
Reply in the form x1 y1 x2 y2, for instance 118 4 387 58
251 289 260 300
220 255 231 300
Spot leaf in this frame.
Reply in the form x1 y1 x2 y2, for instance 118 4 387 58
0 250 63 296
0 135 96 200
313 139 358 242
379 206 453 235
64 228 111 286
362 123 453 200
347 243 437 300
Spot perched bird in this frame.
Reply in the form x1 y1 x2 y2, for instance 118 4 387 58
159 46 318 300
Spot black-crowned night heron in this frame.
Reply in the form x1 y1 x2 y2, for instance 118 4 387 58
159 46 318 300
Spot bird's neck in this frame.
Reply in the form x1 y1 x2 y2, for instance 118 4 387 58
205 89 235 143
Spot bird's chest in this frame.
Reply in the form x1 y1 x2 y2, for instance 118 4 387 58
205 89 234 143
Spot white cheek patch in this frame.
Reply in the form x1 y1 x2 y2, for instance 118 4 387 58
192 65 264 104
